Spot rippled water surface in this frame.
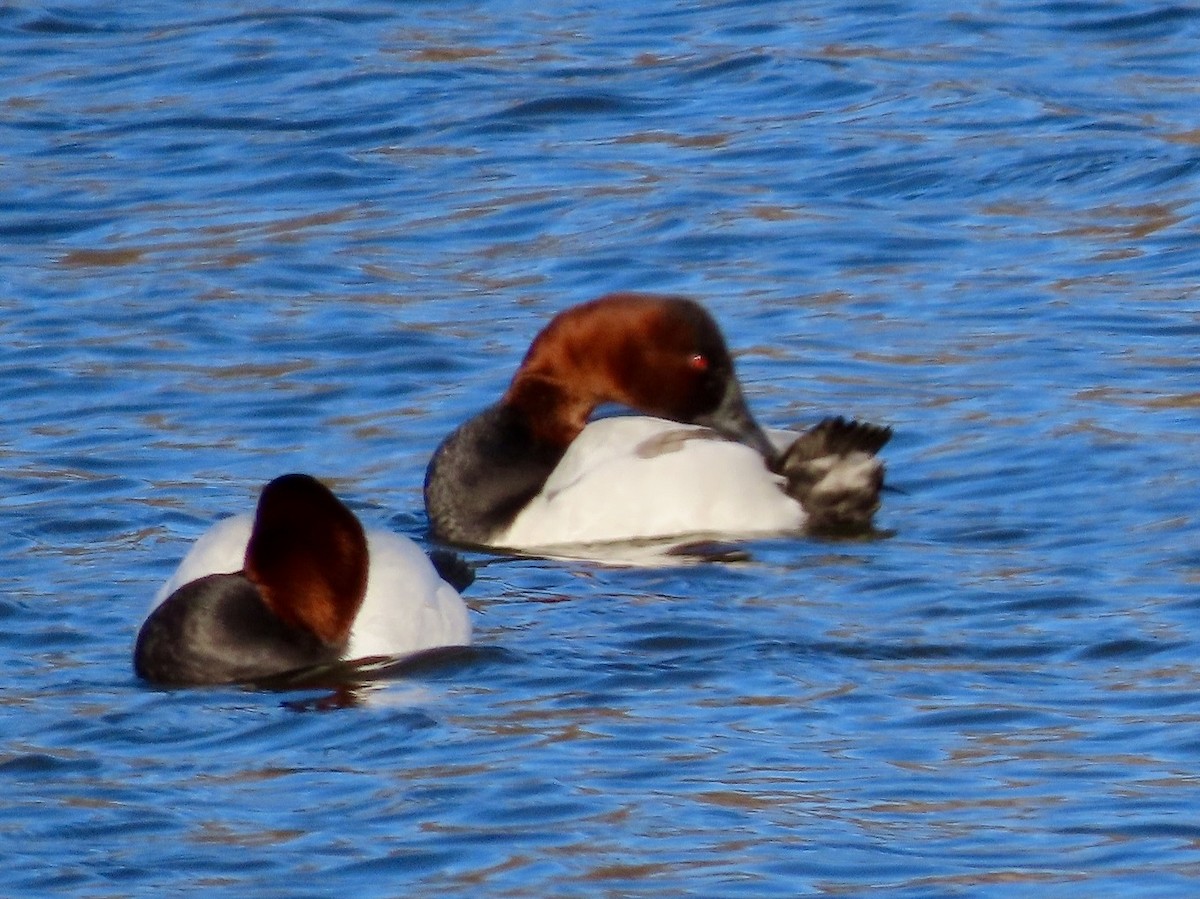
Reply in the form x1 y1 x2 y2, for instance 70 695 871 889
3 1 1200 895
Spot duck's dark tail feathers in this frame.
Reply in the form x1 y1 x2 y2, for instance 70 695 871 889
427 548 476 593
777 417 892 536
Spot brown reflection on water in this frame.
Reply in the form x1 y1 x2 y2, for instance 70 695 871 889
1065 202 1181 240
1077 386 1200 412
616 130 731 150
56 207 370 271
190 820 306 848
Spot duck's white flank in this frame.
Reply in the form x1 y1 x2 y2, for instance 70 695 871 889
151 515 471 659
496 416 807 549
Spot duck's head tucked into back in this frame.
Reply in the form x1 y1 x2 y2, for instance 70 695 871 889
134 474 369 686
424 293 891 552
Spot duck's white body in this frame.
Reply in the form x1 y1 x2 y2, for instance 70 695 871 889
496 417 807 549
424 295 891 552
152 515 471 659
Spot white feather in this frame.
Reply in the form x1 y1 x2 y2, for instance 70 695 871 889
149 515 471 659
345 529 472 659
497 416 807 549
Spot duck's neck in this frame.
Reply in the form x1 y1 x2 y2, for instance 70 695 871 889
424 402 569 545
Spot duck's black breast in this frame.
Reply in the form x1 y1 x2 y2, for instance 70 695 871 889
424 403 566 546
134 573 339 686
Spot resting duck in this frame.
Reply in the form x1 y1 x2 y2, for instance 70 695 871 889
135 473 472 686
424 293 891 551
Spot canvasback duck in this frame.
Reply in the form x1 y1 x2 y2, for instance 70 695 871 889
135 473 472 686
424 293 891 551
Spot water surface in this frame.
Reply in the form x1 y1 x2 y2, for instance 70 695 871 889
2 1 1200 895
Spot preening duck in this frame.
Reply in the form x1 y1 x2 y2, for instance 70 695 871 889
424 293 891 552
136 474 472 686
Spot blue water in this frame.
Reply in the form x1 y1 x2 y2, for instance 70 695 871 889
3 1 1200 895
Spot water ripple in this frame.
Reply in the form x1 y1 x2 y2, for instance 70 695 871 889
2 0 1200 894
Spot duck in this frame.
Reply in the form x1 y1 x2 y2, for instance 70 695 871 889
135 473 472 686
424 293 891 551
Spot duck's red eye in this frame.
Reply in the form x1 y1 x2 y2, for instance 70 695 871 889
688 353 709 372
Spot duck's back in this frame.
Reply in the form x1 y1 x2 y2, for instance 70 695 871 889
346 529 471 659
152 514 253 608
150 515 471 661
497 416 806 548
